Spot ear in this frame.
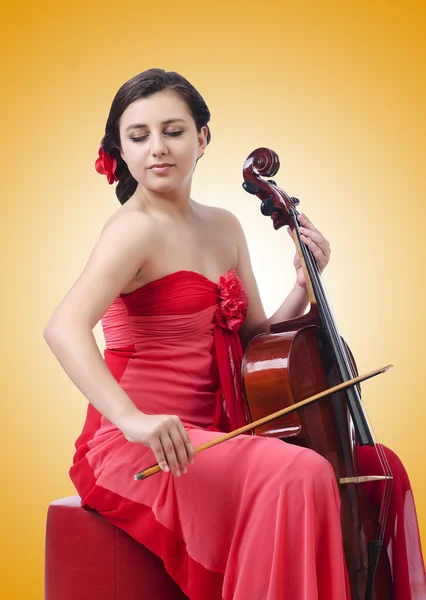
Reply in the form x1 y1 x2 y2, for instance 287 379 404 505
197 126 209 159
119 147 127 164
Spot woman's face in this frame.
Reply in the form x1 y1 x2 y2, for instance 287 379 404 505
118 89 208 193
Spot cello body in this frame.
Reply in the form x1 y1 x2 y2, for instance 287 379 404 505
240 148 393 599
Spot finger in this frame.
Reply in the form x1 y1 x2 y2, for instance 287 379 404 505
168 426 190 473
160 433 181 476
175 420 196 464
300 234 327 266
299 227 330 257
150 439 169 473
298 213 319 233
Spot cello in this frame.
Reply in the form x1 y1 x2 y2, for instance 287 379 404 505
241 147 393 600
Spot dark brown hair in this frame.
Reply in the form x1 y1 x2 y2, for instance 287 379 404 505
99 68 212 205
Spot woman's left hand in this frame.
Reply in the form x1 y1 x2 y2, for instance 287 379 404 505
288 213 331 289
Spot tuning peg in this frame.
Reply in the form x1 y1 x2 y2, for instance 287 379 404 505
267 179 277 185
242 181 260 195
260 197 279 216
291 196 300 206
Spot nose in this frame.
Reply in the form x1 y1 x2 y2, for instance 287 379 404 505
150 133 168 158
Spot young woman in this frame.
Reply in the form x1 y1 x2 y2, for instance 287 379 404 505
43 68 425 600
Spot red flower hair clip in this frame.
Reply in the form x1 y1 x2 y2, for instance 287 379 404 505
95 146 119 184
214 270 249 331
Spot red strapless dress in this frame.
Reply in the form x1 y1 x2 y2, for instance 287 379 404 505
69 270 425 599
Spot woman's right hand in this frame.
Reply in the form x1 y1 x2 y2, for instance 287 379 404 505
120 410 196 476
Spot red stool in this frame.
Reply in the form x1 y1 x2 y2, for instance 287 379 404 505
45 496 189 600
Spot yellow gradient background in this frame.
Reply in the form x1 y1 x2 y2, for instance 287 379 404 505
1 1 425 597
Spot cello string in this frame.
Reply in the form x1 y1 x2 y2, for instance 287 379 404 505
292 206 378 444
290 204 393 540
291 206 392 452
291 206 359 383
376 443 393 539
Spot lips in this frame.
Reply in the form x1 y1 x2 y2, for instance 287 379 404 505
149 163 175 175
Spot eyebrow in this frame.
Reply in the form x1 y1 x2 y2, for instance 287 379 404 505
125 118 186 133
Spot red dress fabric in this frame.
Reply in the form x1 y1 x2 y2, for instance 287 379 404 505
70 270 350 600
357 444 426 599
69 269 425 599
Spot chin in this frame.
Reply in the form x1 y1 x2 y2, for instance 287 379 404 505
148 181 180 193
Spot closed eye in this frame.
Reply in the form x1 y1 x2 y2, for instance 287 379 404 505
130 131 184 143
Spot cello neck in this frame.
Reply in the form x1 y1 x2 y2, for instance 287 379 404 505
290 208 375 446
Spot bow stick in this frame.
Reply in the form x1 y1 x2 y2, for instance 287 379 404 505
134 364 392 481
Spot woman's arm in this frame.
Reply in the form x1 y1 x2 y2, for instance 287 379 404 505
251 281 309 336
43 213 196 475
43 213 151 429
229 212 330 347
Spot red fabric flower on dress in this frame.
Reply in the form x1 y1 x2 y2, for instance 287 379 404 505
95 146 119 184
214 270 249 331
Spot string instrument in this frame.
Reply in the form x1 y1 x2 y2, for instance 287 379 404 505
241 148 393 600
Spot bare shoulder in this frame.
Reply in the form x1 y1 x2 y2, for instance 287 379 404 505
45 209 155 332
95 209 155 265
202 206 250 260
101 204 150 234
196 203 244 237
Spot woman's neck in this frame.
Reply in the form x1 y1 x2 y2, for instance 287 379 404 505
132 181 196 222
